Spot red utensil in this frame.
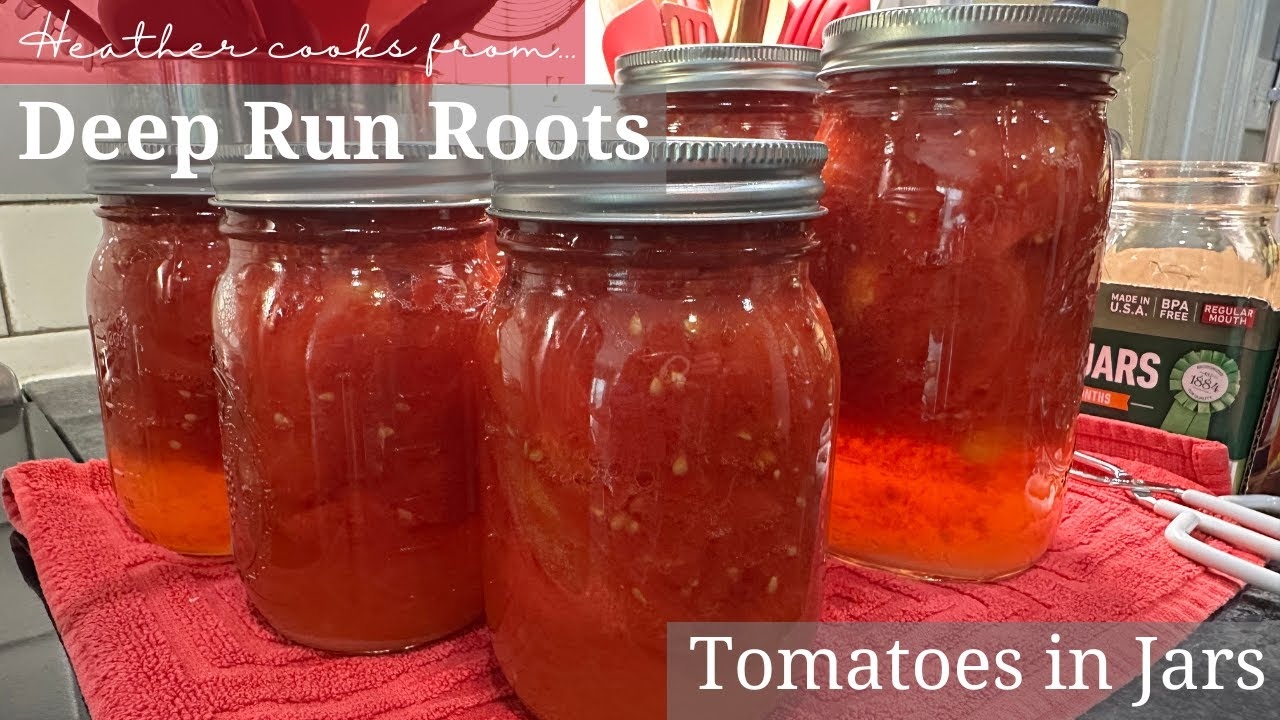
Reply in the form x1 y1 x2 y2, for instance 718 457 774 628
781 0 869 49
285 0 371 48
23 0 111 49
471 0 584 43
358 0 418 44
246 0 322 55
97 0 264 53
372 0 500 61
601 0 664 78
662 0 718 45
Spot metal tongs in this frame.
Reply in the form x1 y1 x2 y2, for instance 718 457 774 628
1071 452 1280 594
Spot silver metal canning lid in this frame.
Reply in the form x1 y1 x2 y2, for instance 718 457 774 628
489 138 828 224
86 144 214 197
211 144 493 209
821 3 1128 77
616 44 822 96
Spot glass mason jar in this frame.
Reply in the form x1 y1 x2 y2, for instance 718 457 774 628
815 5 1128 581
86 148 231 556
481 139 836 720
1087 162 1280 492
212 147 498 653
616 45 822 140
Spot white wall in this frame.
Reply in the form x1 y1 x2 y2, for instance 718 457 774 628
586 2 610 84
0 201 98 382
0 5 100 382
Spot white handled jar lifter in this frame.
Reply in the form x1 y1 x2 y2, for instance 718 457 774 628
1071 452 1280 594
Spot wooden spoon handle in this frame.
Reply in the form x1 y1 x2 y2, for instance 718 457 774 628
724 0 768 43
762 0 789 44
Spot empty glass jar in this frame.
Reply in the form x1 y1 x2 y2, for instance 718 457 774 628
1086 162 1280 492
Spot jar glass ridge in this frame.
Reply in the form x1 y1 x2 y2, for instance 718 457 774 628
88 194 231 556
615 45 823 140
621 89 822 140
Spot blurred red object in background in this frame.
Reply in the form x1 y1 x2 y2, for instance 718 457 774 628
600 0 664 78
780 0 869 48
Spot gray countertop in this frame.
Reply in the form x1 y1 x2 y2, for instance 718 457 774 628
22 376 106 462
0 395 91 720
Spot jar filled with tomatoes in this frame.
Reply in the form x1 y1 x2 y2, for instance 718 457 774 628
815 5 1127 581
87 145 230 556
481 139 837 720
212 145 498 653
616 44 823 140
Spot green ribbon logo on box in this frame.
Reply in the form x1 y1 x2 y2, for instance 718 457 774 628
1160 350 1241 438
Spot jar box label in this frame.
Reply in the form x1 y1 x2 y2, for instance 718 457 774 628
1083 283 1280 492
1081 386 1130 411
1201 303 1257 328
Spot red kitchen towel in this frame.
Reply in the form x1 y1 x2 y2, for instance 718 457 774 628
2 460 520 720
0 415 1255 720
1072 414 1234 495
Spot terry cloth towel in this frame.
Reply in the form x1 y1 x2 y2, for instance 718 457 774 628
0 415 1254 719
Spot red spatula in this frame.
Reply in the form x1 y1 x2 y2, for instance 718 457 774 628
27 0 110 49
602 0 665 78
97 0 264 53
781 0 869 48
289 0 373 48
246 0 322 55
662 0 718 45
472 0 584 42
373 0 500 62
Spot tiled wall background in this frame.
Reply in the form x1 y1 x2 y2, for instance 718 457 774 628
0 201 98 382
